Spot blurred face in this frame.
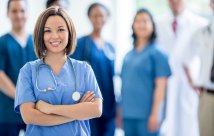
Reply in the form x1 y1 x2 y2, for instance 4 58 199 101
133 12 154 40
89 6 108 31
7 0 27 30
44 15 69 56
211 0 214 12
168 0 185 16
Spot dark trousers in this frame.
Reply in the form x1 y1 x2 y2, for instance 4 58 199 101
0 123 26 136
90 117 115 136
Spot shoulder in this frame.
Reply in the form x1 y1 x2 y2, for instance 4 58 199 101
123 50 134 62
20 59 41 73
0 33 10 39
70 58 91 71
149 43 168 58
186 11 208 26
0 33 11 43
77 35 89 43
27 34 33 41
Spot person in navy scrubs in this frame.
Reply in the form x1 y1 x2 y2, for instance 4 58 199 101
121 9 171 136
0 0 37 135
71 2 116 136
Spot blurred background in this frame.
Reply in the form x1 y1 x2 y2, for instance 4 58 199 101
0 0 213 136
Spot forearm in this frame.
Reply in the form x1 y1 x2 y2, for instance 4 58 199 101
0 71 15 99
151 78 167 115
183 66 193 85
21 103 75 126
49 99 102 120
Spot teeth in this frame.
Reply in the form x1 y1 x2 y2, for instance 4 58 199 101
50 41 60 46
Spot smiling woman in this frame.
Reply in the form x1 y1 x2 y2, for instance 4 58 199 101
14 6 103 136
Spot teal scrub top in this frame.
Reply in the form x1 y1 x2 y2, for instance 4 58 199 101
121 42 171 120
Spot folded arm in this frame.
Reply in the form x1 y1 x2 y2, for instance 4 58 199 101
20 102 75 126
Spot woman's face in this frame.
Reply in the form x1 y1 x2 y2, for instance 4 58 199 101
133 12 154 40
7 0 27 30
89 6 108 31
44 15 69 56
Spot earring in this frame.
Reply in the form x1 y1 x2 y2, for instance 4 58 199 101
43 50 47 57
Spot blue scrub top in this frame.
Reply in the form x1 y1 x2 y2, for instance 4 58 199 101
121 42 171 120
70 35 116 118
0 33 37 124
14 58 102 136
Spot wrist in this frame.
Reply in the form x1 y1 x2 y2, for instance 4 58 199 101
48 104 55 114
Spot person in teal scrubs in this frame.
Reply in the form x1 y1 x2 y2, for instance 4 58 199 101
0 0 36 135
121 8 171 136
71 3 116 136
14 6 103 136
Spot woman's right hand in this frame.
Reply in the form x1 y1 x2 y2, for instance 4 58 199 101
80 91 95 103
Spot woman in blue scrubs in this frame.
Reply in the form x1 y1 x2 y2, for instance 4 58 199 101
71 3 116 136
121 9 171 136
14 6 102 136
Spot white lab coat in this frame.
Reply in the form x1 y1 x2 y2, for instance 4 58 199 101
156 10 208 136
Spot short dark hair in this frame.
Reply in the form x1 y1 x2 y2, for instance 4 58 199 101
87 2 110 17
132 8 157 47
46 0 68 8
7 0 27 12
34 6 76 59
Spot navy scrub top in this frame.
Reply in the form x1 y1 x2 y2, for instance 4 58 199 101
70 35 116 118
0 33 37 124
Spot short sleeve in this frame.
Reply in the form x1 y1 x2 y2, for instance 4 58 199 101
14 63 36 114
84 63 103 100
70 37 85 60
0 37 6 71
152 49 171 78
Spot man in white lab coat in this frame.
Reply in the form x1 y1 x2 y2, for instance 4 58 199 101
183 1 214 136
156 0 207 136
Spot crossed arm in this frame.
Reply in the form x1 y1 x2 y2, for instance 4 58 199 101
20 91 102 126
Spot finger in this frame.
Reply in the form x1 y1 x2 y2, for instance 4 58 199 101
80 91 92 102
80 91 90 102
85 94 96 102
82 92 95 102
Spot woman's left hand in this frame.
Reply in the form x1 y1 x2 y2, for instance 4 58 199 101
148 114 159 133
36 100 53 114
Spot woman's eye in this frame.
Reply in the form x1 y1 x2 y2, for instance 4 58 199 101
59 29 65 32
44 30 51 33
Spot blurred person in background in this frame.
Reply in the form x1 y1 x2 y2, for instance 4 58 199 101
0 0 37 135
121 8 171 136
183 0 214 136
46 0 69 9
156 0 208 136
71 2 116 136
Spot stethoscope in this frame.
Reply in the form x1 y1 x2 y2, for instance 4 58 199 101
35 57 81 101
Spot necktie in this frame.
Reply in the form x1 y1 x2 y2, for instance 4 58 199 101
172 19 177 34
211 45 214 82
211 59 214 82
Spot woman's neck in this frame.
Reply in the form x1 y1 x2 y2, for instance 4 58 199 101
135 38 149 51
91 29 102 38
11 27 26 37
45 53 67 66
